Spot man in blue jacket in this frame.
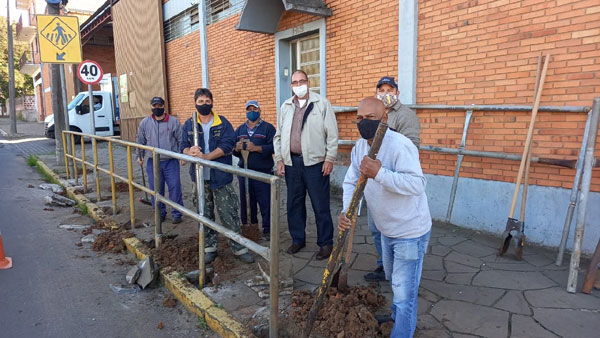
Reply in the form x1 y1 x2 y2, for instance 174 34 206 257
233 100 276 239
181 88 254 264
136 96 183 224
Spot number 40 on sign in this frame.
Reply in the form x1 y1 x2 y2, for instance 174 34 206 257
77 60 104 85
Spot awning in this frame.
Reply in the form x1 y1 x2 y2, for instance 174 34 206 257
236 0 332 34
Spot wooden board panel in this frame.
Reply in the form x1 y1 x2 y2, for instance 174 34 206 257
112 0 168 141
120 117 144 143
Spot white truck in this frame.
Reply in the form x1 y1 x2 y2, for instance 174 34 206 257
44 90 120 141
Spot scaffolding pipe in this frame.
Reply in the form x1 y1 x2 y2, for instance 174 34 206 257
333 104 590 114
446 110 473 223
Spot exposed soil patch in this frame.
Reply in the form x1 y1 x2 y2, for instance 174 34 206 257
108 181 137 193
148 237 198 272
290 286 387 338
162 295 177 308
92 229 135 254
241 223 260 243
82 220 109 236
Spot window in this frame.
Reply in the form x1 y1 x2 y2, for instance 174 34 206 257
80 95 103 114
164 6 200 42
207 0 245 25
291 34 320 94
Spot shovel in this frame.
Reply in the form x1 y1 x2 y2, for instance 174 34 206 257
302 121 388 338
331 215 357 292
139 163 152 206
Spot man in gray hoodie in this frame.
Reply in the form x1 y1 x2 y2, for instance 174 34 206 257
136 96 184 224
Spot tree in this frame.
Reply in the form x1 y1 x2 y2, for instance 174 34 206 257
0 19 34 106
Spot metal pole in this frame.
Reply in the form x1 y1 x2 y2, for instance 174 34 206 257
269 178 280 338
6 0 17 134
60 65 75 175
61 132 70 178
556 109 592 266
81 136 87 192
47 3 65 166
88 84 96 135
70 133 78 185
192 111 205 287
198 0 209 88
92 138 101 202
127 146 135 228
567 98 600 293
108 141 117 215
153 151 162 248
445 110 472 223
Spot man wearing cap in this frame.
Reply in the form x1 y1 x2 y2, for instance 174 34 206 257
233 100 276 239
273 70 339 260
136 97 184 224
181 88 254 264
364 76 422 282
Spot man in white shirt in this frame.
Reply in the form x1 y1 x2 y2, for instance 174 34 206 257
338 97 431 338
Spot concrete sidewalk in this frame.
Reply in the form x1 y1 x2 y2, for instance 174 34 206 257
36 140 600 338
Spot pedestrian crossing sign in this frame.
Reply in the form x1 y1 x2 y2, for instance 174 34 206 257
37 15 82 64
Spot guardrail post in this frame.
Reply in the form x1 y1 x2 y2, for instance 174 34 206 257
81 135 87 193
193 111 206 288
153 151 162 248
92 138 101 203
70 133 78 186
126 145 135 228
269 178 280 338
108 140 117 215
61 131 70 179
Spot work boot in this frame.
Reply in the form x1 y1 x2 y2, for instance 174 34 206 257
364 266 386 282
261 231 270 241
375 314 393 325
204 252 218 264
237 252 254 263
287 243 305 254
316 245 333 260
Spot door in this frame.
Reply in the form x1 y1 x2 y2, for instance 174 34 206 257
79 94 112 136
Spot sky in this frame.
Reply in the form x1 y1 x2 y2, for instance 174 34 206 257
0 0 105 22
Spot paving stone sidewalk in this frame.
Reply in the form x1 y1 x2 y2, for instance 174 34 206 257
36 140 600 338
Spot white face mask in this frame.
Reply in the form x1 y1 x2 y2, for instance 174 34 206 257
377 93 398 108
292 84 308 98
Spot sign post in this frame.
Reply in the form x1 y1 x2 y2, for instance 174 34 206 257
77 60 104 135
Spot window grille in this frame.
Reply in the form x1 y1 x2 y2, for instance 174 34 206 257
164 6 200 42
206 0 245 25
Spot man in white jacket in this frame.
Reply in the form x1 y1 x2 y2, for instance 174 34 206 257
274 70 339 260
338 97 431 338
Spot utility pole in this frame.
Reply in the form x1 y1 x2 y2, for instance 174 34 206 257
47 2 66 166
7 0 17 134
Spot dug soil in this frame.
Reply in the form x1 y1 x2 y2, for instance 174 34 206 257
108 181 138 193
290 286 388 338
241 223 260 243
148 237 199 272
92 229 135 254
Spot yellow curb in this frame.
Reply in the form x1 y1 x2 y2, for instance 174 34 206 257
124 237 250 338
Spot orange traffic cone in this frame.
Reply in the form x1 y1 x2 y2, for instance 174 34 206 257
0 232 12 270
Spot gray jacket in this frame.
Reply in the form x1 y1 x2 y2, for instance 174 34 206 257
136 114 182 161
387 100 421 148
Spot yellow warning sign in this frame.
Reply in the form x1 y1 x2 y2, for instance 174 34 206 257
37 15 82 64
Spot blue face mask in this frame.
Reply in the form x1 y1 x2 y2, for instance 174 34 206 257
246 110 260 122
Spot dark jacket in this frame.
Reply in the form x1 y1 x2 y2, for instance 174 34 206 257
180 112 235 190
136 114 182 161
233 119 276 172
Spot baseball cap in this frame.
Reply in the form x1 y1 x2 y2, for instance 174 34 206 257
376 76 398 89
245 100 260 110
150 97 165 105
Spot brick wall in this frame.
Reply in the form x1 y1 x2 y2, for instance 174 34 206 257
164 31 202 117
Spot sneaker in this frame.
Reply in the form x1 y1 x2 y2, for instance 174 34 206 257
237 252 254 263
172 217 182 224
364 266 386 282
204 252 218 264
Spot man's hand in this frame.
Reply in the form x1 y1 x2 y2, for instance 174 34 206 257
189 146 203 157
136 158 143 166
246 142 261 153
360 156 382 179
235 141 243 152
277 160 285 176
338 212 351 232
322 160 333 176
180 160 187 166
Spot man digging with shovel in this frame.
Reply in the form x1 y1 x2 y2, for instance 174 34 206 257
338 97 431 338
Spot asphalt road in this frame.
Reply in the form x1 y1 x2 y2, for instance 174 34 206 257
0 142 216 338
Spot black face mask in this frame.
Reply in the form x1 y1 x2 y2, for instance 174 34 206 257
151 107 164 117
196 104 213 116
357 119 381 140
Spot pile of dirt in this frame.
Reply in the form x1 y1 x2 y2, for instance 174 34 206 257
162 294 177 308
149 237 198 272
241 223 260 243
108 181 137 193
92 229 135 254
290 286 387 338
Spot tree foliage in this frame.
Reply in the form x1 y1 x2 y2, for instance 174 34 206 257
0 19 34 105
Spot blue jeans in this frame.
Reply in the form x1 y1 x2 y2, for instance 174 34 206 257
382 231 430 338
146 158 183 219
367 208 383 267
284 155 334 247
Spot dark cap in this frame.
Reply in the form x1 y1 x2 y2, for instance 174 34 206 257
245 100 260 110
376 76 398 89
150 97 165 105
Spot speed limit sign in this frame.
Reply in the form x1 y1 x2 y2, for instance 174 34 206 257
77 60 104 85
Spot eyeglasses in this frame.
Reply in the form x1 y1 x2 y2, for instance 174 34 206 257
291 79 308 86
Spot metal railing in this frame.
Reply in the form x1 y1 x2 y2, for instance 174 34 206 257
61 130 281 337
334 103 592 224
